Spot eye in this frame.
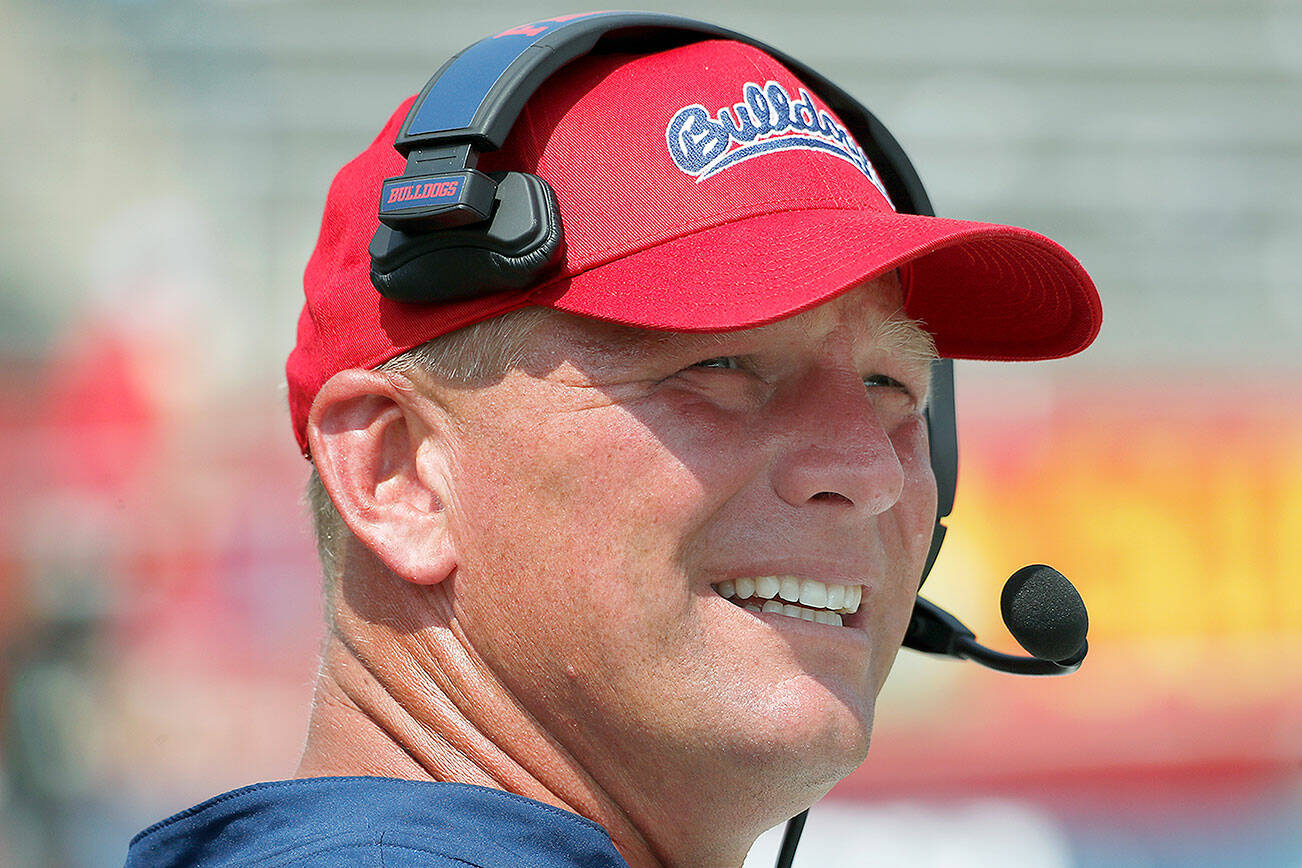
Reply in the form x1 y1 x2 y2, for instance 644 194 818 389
862 373 908 391
690 356 742 371
863 373 924 408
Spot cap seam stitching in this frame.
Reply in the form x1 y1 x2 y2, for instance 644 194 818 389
546 197 874 290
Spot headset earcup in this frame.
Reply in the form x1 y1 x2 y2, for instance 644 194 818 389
370 172 565 303
918 358 957 587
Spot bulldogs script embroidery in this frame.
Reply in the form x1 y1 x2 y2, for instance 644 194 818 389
665 80 891 202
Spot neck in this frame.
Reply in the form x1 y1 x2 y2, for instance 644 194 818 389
297 618 671 867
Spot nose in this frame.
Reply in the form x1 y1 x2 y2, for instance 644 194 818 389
769 367 906 515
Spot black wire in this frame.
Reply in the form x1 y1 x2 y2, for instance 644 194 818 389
774 809 809 868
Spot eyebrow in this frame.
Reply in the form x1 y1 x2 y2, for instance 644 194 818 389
873 312 939 366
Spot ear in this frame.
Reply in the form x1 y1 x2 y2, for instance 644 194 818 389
306 369 456 585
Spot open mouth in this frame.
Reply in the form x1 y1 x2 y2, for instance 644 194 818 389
711 576 861 627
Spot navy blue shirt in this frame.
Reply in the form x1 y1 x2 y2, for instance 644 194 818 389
125 776 631 867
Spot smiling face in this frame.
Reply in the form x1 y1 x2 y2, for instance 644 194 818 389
424 273 938 833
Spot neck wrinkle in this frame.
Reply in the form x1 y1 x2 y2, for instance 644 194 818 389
297 609 665 868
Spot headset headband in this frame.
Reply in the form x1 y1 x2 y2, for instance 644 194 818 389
375 12 935 235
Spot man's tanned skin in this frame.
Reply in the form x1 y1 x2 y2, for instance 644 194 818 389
300 276 937 868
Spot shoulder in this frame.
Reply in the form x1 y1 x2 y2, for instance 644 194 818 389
125 777 629 868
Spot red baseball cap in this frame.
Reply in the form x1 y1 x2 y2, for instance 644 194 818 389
288 38 1101 455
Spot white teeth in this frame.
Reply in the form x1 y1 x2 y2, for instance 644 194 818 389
799 579 827 608
754 576 780 599
713 575 862 622
825 583 846 609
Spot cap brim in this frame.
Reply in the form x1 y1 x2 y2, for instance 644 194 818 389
529 207 1101 361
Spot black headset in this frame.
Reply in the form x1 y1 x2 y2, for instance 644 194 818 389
367 14 1086 868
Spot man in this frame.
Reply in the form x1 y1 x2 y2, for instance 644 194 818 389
126 16 1100 868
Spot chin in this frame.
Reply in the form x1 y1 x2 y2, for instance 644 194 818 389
732 673 876 789
695 692 873 836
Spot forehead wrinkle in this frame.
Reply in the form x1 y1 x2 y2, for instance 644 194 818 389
539 314 736 371
517 312 659 376
521 278 934 375
532 311 936 375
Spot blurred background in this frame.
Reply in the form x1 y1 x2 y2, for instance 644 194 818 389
0 0 1298 865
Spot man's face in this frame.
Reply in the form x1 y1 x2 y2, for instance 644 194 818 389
427 275 937 817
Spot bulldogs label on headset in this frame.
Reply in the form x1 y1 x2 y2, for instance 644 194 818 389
665 79 893 205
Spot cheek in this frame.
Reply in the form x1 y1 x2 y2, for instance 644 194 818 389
448 400 738 616
867 415 938 686
892 414 940 543
444 401 756 722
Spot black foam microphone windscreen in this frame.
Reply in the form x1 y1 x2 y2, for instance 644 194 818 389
1000 565 1089 662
